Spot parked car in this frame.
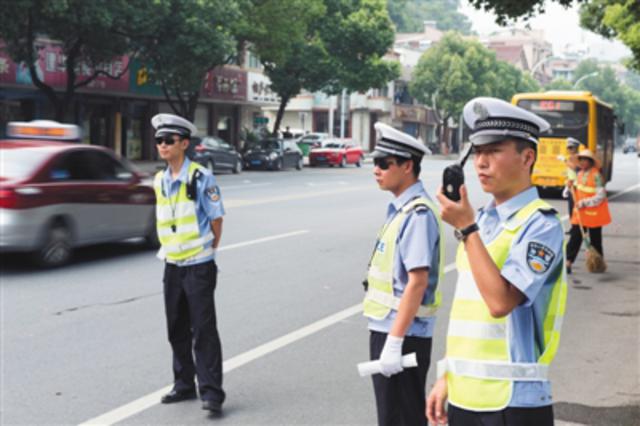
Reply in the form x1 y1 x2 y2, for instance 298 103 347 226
622 137 638 154
296 132 331 156
243 138 303 171
189 136 242 174
0 120 157 267
308 141 364 167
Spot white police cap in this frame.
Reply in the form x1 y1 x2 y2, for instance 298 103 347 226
151 113 198 138
372 122 429 159
463 97 550 146
566 137 581 148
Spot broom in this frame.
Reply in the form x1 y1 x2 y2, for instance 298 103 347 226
571 188 607 273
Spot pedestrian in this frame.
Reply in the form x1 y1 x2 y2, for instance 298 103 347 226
427 97 567 426
364 122 444 426
151 113 226 414
565 148 611 274
562 137 581 220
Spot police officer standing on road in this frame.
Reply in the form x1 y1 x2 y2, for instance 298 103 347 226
427 98 567 426
151 113 226 414
364 122 444 426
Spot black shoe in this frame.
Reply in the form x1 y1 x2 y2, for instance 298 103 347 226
202 399 222 413
566 265 572 275
161 389 197 404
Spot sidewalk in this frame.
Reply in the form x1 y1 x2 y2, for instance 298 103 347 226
551 185 640 425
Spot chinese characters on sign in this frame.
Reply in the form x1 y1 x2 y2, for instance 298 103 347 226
248 72 279 105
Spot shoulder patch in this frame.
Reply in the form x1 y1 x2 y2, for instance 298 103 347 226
526 242 556 274
206 185 221 202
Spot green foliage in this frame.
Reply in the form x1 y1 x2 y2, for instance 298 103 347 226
466 0 580 25
247 0 399 133
0 0 155 120
580 0 640 71
387 0 473 34
544 79 575 90
135 0 240 119
572 59 640 135
410 32 536 125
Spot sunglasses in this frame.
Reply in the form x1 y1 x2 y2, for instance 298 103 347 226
155 135 180 146
373 157 398 170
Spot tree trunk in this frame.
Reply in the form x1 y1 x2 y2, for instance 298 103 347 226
273 94 291 136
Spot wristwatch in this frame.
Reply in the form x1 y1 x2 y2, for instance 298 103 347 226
454 223 479 242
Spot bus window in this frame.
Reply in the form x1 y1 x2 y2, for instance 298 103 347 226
517 99 589 143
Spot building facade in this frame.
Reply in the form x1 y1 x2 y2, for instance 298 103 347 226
0 39 272 160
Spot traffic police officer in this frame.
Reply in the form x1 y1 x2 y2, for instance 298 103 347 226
151 113 225 413
427 98 567 426
364 122 444 426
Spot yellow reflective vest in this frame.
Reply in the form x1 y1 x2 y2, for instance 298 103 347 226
438 198 567 411
363 197 444 320
154 162 214 262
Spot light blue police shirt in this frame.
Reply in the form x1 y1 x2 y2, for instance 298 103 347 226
368 180 441 338
476 186 564 407
161 158 225 266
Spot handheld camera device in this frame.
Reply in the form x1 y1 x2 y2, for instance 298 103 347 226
442 145 472 201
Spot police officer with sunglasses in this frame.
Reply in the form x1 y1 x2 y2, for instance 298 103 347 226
364 123 444 426
151 113 226 414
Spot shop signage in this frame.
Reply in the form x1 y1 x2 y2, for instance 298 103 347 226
395 105 426 123
204 67 247 101
0 40 129 91
247 72 279 105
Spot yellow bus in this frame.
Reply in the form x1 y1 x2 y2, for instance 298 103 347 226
511 91 616 191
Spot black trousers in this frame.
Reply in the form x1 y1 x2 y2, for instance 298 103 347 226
448 404 554 426
370 331 432 426
163 260 224 403
566 224 603 263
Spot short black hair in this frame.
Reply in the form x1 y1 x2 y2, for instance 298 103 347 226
513 139 537 174
394 155 421 178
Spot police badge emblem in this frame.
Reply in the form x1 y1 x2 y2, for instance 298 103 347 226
526 242 556 274
206 185 221 202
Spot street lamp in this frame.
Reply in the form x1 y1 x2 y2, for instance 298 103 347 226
573 72 598 89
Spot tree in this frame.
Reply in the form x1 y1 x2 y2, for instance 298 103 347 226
135 0 239 120
569 59 640 135
464 0 639 71
387 0 473 34
544 79 575 90
410 32 536 151
245 0 399 134
0 0 153 121
580 0 640 71
466 0 580 25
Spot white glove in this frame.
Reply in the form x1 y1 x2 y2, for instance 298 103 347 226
562 187 569 199
379 335 404 377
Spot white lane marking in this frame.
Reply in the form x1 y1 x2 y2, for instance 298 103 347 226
224 185 371 208
219 230 309 252
79 182 640 425
222 182 273 190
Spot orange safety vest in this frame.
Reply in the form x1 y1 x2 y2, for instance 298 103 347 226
571 168 611 228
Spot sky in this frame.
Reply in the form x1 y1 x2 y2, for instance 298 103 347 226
459 1 631 62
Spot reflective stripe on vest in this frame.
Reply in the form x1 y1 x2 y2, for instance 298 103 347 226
571 168 612 228
440 198 567 412
154 163 214 261
363 197 444 320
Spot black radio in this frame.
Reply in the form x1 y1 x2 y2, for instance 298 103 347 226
443 145 472 201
